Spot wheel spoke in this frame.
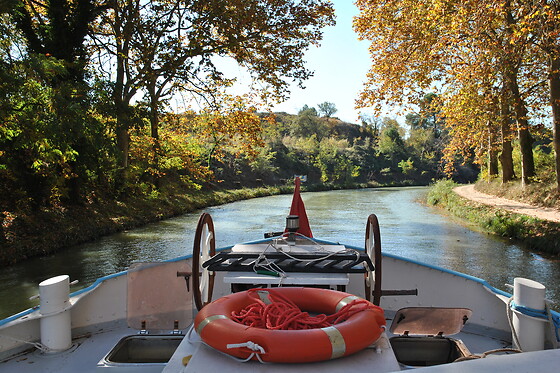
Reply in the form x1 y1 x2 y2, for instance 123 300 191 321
200 269 209 301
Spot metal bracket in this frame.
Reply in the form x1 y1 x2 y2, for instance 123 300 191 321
139 320 148 334
380 289 418 296
177 271 192 292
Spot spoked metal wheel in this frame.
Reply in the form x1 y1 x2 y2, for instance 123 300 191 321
192 213 216 310
364 214 382 306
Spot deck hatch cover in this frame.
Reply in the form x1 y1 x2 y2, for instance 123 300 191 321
389 307 472 337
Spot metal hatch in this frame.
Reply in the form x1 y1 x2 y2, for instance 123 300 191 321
99 261 192 369
390 307 472 337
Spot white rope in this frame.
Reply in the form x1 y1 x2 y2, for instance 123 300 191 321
250 235 361 284
188 324 267 363
271 234 360 263
506 297 523 350
268 233 333 253
0 333 50 353
226 341 266 363
252 245 287 282
544 302 559 348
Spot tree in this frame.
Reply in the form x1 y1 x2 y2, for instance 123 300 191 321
354 0 548 185
314 137 357 182
298 104 318 116
406 93 442 136
500 0 535 186
6 1 109 202
526 0 560 191
317 101 337 117
90 0 142 171
377 118 407 169
90 0 335 174
291 104 327 139
360 113 381 142
11 0 100 82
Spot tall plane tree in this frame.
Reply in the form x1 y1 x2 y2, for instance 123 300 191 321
90 0 336 174
354 0 549 186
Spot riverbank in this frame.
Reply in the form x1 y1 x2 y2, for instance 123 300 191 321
454 185 560 223
0 184 288 267
427 180 560 255
1 180 390 267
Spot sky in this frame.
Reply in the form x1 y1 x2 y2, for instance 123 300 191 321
181 1 399 124
271 0 375 124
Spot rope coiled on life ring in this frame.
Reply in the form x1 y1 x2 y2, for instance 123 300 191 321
231 288 373 330
195 287 386 363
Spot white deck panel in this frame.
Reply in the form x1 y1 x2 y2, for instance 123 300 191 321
223 271 349 285
181 332 401 373
0 325 135 373
413 348 560 372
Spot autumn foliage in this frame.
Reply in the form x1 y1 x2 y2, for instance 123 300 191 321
0 0 335 209
354 0 560 191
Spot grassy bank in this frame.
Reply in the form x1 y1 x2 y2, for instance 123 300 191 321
0 184 295 267
3 180 407 267
426 180 560 255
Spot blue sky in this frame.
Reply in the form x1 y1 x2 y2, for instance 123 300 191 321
271 0 374 124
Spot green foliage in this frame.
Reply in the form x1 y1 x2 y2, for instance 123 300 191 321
248 146 279 175
128 126 210 193
377 119 407 167
532 145 556 183
426 179 458 206
1 54 89 206
290 106 327 139
257 111 444 185
315 137 350 182
398 158 415 175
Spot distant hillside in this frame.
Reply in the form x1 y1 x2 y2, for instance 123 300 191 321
212 109 452 189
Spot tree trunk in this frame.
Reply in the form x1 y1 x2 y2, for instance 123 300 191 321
115 96 130 170
488 128 499 179
505 67 534 186
517 115 535 187
500 84 515 182
149 89 159 140
502 2 534 187
549 54 560 192
147 86 162 187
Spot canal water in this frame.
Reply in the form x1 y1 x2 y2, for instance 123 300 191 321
1 186 558 319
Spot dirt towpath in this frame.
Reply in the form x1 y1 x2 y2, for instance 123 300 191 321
453 185 560 223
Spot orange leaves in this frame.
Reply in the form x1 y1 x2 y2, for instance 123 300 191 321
355 0 560 180
193 91 266 167
354 0 456 111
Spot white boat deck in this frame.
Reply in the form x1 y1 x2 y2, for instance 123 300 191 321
0 324 133 373
0 312 513 373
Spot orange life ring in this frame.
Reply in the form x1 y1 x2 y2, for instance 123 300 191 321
194 287 386 363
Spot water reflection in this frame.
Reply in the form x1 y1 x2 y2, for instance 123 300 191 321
1 186 558 319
